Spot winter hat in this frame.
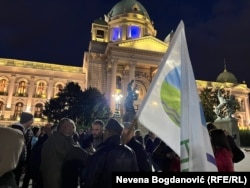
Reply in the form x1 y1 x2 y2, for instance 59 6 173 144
20 112 34 124
105 118 124 135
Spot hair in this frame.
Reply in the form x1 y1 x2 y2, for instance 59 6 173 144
57 118 75 131
206 122 217 132
32 126 40 136
92 119 104 127
209 129 231 151
134 129 141 136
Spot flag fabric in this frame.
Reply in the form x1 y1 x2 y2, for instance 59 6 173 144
136 20 217 171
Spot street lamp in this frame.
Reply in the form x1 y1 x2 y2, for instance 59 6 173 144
112 93 123 117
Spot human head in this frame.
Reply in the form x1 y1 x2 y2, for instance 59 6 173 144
209 129 230 150
103 118 123 141
57 118 76 137
32 126 41 137
91 119 104 139
206 122 217 132
43 123 53 136
20 112 34 129
134 129 141 137
148 131 156 138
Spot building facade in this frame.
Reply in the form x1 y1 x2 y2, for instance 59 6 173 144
1 0 249 128
0 58 87 126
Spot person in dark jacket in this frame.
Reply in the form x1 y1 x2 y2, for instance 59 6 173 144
82 118 138 188
210 129 234 172
134 129 144 146
11 112 34 186
121 122 152 171
151 141 180 172
145 131 161 171
29 123 53 188
61 146 89 188
206 122 245 163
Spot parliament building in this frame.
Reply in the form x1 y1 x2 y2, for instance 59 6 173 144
0 0 249 129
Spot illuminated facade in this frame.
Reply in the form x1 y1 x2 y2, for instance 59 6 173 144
0 0 249 128
0 58 87 126
84 0 250 129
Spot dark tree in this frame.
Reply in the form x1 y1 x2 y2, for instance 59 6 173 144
81 87 111 127
43 82 111 128
199 87 218 122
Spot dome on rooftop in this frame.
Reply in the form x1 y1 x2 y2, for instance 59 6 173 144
216 65 238 84
106 0 151 21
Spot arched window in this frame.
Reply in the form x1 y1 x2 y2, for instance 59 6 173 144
36 82 46 97
0 79 7 94
34 103 43 118
14 102 24 118
54 83 64 97
17 81 27 95
116 76 122 89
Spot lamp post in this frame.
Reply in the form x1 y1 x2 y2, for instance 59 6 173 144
112 93 123 117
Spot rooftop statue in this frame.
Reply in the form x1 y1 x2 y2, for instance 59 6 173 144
214 89 237 119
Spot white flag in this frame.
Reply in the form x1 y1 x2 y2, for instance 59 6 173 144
136 20 217 171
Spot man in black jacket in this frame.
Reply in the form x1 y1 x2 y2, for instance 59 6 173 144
82 118 138 188
11 112 34 186
121 122 152 171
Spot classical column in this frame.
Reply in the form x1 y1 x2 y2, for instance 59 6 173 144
46 78 54 99
129 61 136 81
6 74 16 109
110 59 118 114
106 64 112 102
26 76 35 112
244 95 250 126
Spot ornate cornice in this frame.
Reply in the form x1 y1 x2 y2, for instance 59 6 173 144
0 58 82 73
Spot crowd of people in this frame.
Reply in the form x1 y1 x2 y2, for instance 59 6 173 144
0 112 245 188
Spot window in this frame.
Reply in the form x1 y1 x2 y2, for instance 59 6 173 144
54 83 64 97
128 25 140 39
97 30 104 38
112 27 122 41
36 82 46 97
14 102 24 118
34 103 43 118
0 79 7 94
17 81 27 94
116 76 122 89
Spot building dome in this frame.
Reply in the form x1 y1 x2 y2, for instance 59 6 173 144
106 0 151 21
216 66 238 84
103 0 156 39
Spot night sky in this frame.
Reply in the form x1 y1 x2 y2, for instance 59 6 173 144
1 0 250 85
